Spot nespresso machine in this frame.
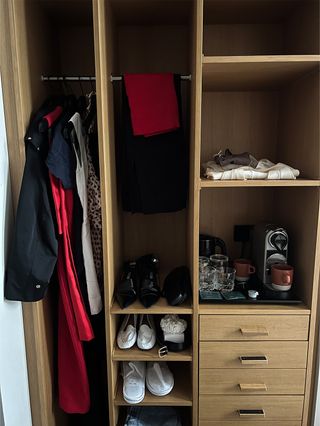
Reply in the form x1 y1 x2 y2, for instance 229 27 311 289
253 223 288 285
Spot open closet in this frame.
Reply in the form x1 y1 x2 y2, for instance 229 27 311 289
0 0 319 425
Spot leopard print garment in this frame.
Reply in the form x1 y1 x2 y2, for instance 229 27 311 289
86 137 103 284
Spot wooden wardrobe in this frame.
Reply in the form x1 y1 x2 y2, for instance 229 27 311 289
0 1 319 425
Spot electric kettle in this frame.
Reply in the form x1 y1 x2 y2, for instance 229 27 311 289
199 234 227 257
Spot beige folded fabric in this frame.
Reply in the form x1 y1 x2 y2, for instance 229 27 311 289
204 158 300 180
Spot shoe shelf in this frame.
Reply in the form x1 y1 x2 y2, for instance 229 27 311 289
111 298 193 314
202 55 320 91
200 178 320 188
114 374 193 407
112 345 193 362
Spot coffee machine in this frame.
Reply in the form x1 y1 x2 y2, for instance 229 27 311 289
253 224 288 285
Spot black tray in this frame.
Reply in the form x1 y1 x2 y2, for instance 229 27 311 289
199 276 302 305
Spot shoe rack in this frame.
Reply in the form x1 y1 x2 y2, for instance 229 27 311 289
1 0 319 426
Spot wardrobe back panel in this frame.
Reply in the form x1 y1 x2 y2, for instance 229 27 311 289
200 188 275 259
200 187 320 308
204 24 284 56
118 26 190 73
274 188 320 308
203 0 319 56
285 1 320 54
114 23 191 275
5 2 97 425
278 71 320 180
201 91 279 168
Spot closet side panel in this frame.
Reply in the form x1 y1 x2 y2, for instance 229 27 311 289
0 2 63 426
189 1 203 425
93 1 121 425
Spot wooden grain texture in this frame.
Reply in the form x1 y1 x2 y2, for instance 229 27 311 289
302 193 320 425
0 1 61 425
199 369 306 395
199 303 311 315
201 91 279 165
199 314 309 341
200 341 308 369
189 0 203 424
285 1 319 55
203 0 300 25
200 178 320 188
202 55 319 90
200 422 301 426
93 1 121 425
113 345 192 361
275 62 320 426
115 372 193 406
203 24 284 56
110 0 192 25
278 70 319 180
199 395 304 421
275 188 319 310
199 187 275 259
117 23 190 274
111 298 193 314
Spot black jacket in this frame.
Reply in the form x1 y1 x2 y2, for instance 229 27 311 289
5 103 59 301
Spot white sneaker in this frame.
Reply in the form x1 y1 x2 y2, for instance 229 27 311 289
117 314 137 349
137 314 156 350
146 362 174 396
122 361 146 404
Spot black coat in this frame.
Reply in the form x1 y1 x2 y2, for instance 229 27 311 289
5 103 58 301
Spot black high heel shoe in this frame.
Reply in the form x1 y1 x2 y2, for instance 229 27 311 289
115 261 138 309
136 254 161 308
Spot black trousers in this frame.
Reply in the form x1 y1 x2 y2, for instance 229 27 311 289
120 75 188 214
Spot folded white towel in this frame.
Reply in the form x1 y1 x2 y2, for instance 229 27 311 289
204 158 300 180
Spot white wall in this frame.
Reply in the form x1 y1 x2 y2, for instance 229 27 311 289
0 76 32 426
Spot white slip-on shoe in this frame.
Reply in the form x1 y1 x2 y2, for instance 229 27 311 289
137 314 156 350
122 361 146 404
117 314 137 349
146 362 174 396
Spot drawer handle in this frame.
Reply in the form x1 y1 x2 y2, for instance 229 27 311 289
239 383 268 391
239 409 265 417
240 355 268 365
240 327 269 336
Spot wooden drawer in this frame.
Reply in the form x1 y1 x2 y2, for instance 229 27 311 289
199 369 306 395
200 341 308 369
200 315 309 341
199 395 304 421
200 422 301 426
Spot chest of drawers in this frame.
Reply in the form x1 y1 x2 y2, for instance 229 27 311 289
199 313 309 425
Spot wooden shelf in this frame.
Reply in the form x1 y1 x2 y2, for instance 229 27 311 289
111 298 193 314
200 178 320 188
115 371 192 406
202 55 320 90
199 303 311 315
113 345 192 362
